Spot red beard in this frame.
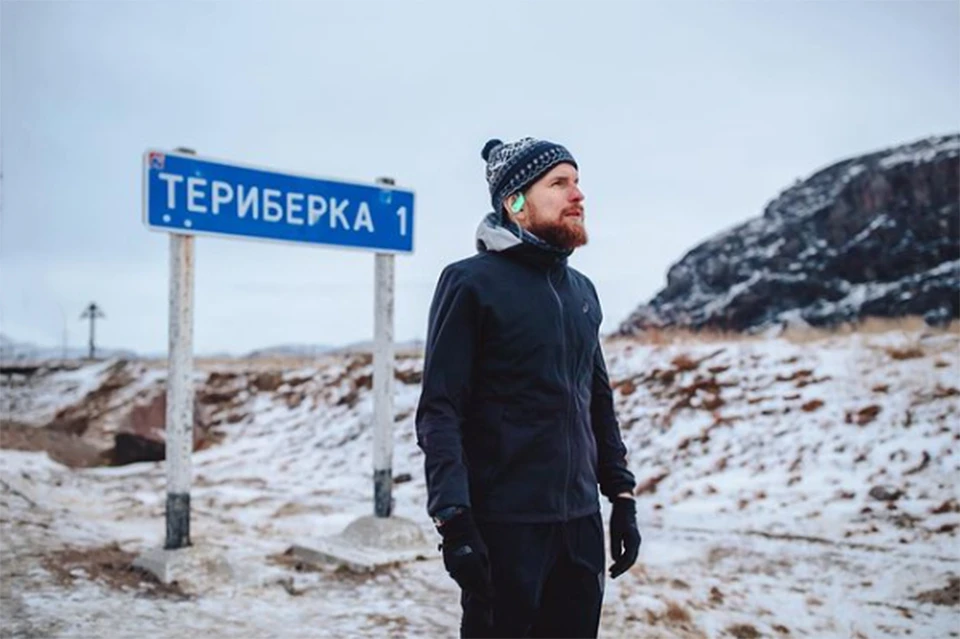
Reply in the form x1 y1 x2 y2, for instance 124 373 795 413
527 215 588 250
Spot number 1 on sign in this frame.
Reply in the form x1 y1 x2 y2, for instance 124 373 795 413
397 207 408 236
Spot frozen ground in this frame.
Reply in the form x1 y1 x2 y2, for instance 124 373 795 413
2 329 958 638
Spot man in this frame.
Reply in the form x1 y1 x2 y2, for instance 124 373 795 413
416 137 641 638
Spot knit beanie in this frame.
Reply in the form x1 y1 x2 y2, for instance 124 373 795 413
482 137 578 213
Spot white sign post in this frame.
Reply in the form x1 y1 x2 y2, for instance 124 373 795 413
165 150 196 548
373 178 395 518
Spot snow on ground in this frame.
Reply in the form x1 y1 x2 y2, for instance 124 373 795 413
1 360 118 427
1 329 958 638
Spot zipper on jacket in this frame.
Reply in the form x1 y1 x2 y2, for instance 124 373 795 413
547 268 573 521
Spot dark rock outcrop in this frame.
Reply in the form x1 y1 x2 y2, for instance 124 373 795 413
112 432 167 466
110 391 206 466
619 134 960 334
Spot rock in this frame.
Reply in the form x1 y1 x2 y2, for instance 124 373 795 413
207 371 240 386
932 499 960 514
252 372 283 392
847 405 882 426
284 392 305 409
913 577 960 606
394 368 423 385
619 134 960 334
225 412 246 424
709 586 724 605
635 471 670 495
110 392 205 466
727 624 761 639
197 389 239 406
113 432 165 465
0 421 107 468
868 485 903 502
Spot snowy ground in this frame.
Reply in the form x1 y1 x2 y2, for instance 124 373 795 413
2 328 958 638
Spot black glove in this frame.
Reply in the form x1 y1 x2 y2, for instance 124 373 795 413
438 508 495 600
609 497 641 579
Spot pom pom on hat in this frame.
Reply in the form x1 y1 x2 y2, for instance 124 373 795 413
481 139 503 162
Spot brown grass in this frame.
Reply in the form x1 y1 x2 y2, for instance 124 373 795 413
615 327 750 346
136 317 958 371
709 586 724 605
775 369 813 382
266 547 327 574
664 600 692 624
784 316 956 343
801 399 824 412
188 348 425 371
616 378 638 396
42 543 189 599
635 471 670 496
886 345 925 360
913 577 960 606
727 624 762 639
671 354 700 372
846 405 881 426
932 499 960 515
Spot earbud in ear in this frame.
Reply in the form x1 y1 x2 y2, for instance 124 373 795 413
511 193 525 214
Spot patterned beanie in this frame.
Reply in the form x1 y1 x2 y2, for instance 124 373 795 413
482 137 578 213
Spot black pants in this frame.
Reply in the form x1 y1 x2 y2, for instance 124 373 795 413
461 512 605 639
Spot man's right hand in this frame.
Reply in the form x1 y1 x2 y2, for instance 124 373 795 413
437 508 495 600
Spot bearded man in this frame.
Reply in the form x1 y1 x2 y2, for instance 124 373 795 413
416 137 641 638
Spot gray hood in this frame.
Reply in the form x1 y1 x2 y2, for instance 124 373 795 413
475 212 571 259
475 211 522 253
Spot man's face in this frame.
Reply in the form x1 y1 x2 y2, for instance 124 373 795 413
509 163 587 250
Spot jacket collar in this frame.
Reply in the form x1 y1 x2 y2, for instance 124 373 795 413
475 212 572 269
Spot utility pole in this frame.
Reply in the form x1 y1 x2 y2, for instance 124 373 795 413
80 302 105 360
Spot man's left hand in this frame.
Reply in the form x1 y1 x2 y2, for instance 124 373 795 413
609 496 641 579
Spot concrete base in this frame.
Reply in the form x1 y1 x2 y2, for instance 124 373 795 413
134 544 238 591
290 515 435 573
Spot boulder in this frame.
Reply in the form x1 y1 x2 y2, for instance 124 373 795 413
111 392 205 466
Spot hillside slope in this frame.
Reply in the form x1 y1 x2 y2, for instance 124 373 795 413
2 328 958 637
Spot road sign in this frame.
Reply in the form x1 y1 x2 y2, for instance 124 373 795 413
137 145 418 572
143 149 415 253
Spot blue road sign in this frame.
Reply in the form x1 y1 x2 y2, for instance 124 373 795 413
143 149 415 253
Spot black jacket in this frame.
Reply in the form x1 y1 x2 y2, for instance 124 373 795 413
416 213 636 523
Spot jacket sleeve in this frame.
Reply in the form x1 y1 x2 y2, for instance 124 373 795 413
415 265 479 517
590 343 637 500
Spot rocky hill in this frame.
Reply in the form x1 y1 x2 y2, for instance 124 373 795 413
619 134 960 335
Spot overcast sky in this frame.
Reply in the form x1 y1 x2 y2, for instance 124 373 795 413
2 0 958 355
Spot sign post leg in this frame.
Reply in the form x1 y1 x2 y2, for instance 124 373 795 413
287 175 430 571
136 146 240 588
166 231 195 548
373 178 396 518
373 251 395 517
165 148 197 549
